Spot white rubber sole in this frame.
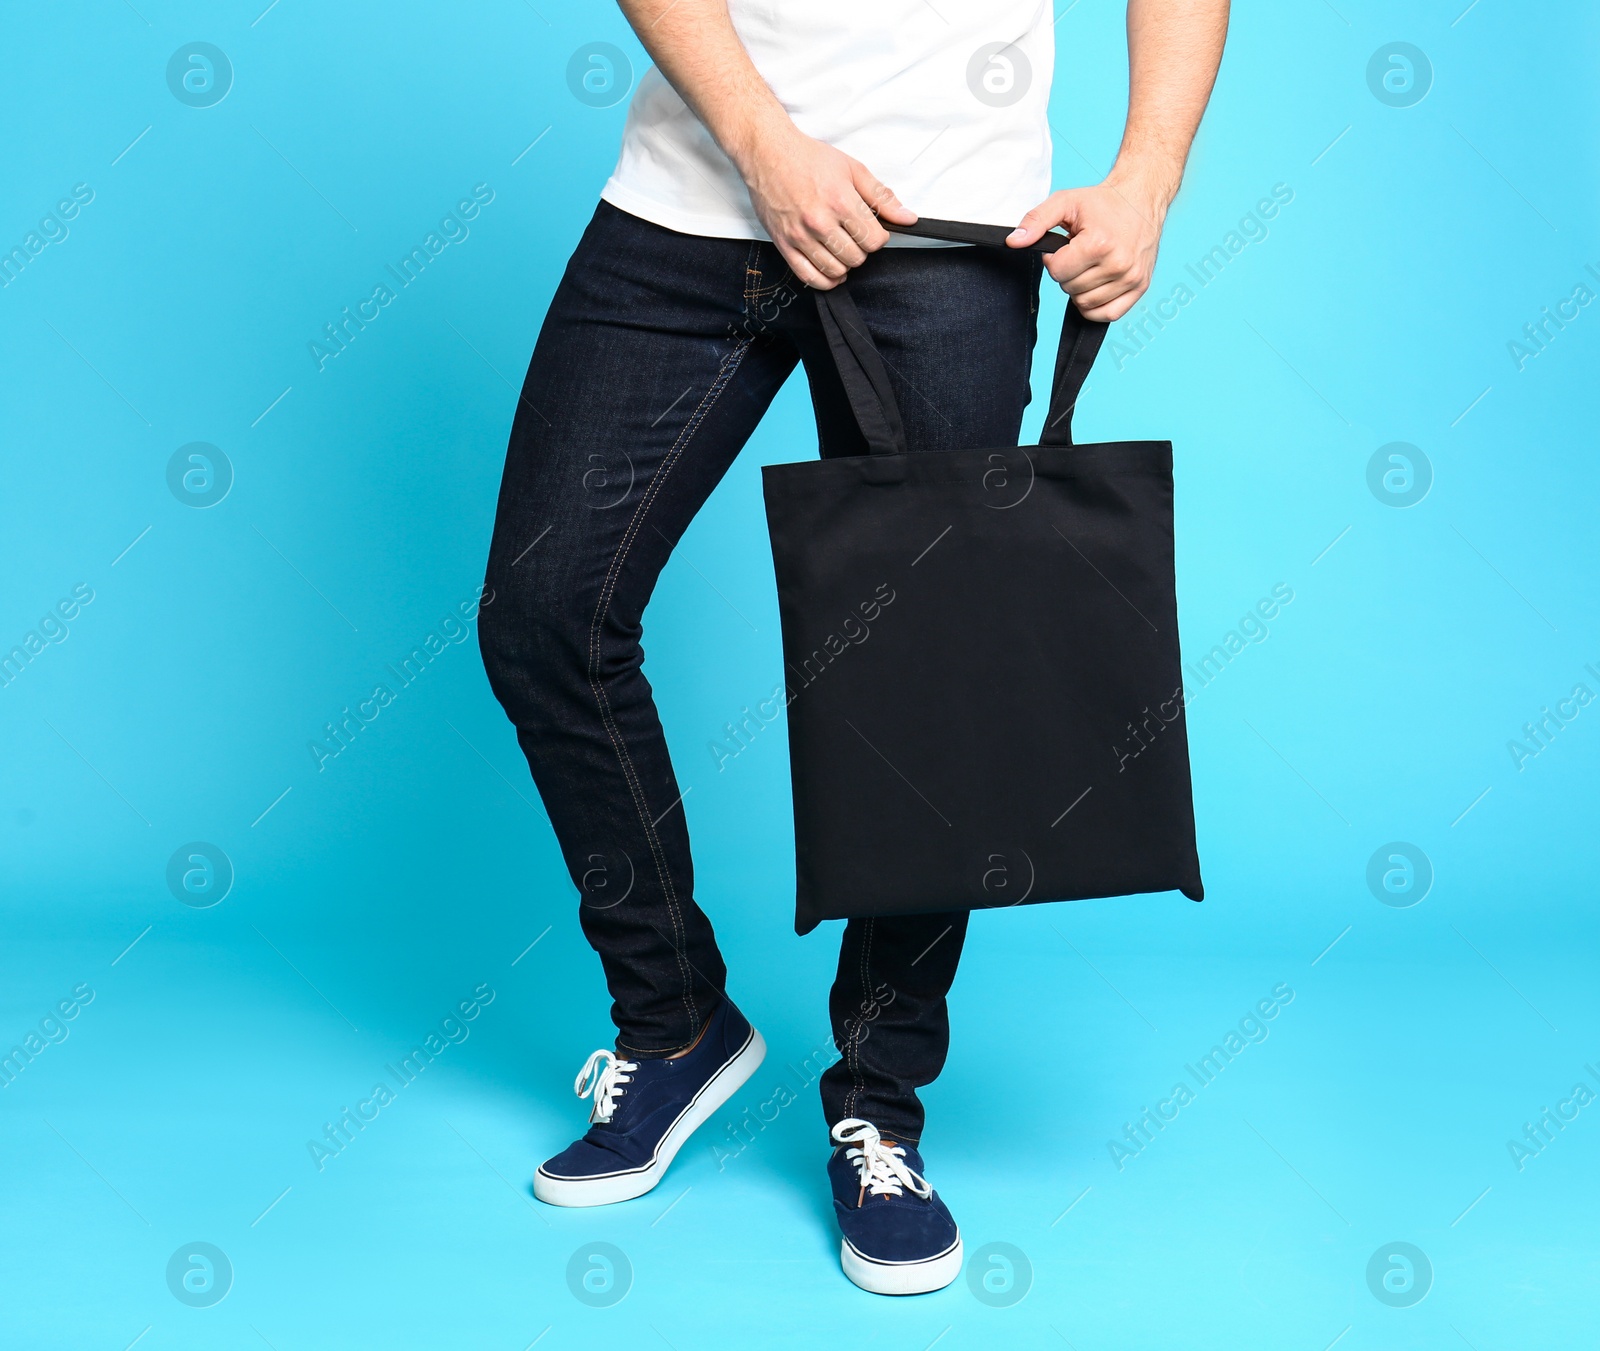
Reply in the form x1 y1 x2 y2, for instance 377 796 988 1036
840 1234 963 1296
533 1026 766 1207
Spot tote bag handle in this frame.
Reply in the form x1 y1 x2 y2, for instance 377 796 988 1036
813 216 1109 456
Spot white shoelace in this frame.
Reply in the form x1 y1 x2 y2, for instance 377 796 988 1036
574 1049 638 1124
831 1118 932 1202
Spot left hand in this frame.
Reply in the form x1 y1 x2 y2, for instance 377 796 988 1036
1007 180 1169 322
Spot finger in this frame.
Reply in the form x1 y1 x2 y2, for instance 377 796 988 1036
1078 293 1140 322
1043 246 1096 288
774 238 838 291
838 201 891 254
1045 236 1142 293
1085 267 1151 306
800 231 853 277
852 163 917 226
783 218 850 277
1008 189 1083 248
819 222 870 268
1072 279 1144 322
1047 253 1124 294
1068 278 1130 311
1043 238 1117 289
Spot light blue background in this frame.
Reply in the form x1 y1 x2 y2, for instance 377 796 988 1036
2 1 1597 1347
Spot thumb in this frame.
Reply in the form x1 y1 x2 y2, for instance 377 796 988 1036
854 163 917 226
1007 189 1087 247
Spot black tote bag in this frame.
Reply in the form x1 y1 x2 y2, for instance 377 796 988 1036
762 217 1203 934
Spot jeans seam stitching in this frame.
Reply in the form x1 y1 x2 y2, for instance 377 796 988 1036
586 332 754 1042
617 1034 694 1057
744 243 762 316
844 917 875 1120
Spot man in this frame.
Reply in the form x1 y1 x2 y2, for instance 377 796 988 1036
478 0 1227 1295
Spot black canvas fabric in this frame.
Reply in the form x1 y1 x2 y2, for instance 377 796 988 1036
762 218 1204 934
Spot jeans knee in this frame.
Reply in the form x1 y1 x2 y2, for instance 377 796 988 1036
477 570 584 715
476 572 513 656
476 595 511 690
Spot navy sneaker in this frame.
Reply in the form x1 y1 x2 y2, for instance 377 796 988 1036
533 1000 764 1206
828 1119 963 1294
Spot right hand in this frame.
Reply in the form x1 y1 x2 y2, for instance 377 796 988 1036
738 125 916 290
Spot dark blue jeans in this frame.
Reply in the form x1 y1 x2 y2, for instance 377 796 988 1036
479 202 1041 1142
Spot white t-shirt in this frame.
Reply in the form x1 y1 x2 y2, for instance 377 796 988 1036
600 1 1054 242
